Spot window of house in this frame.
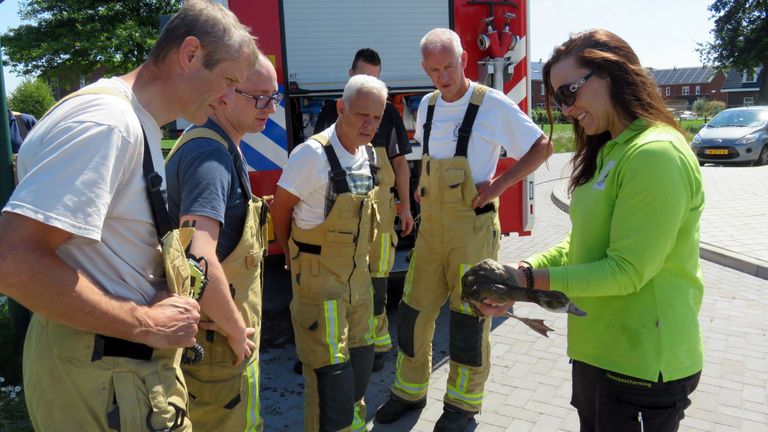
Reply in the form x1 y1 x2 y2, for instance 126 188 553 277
743 70 756 83
665 87 670 96
537 103 545 108
658 87 662 94
682 86 690 95
695 86 701 95
744 97 754 107
540 83 545 96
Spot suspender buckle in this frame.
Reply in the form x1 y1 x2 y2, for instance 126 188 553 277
147 172 164 192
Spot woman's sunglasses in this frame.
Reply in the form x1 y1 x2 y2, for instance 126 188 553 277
552 71 595 109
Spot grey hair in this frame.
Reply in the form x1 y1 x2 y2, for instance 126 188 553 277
420 28 463 57
149 0 259 70
341 74 388 106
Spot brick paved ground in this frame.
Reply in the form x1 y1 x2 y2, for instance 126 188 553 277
259 153 768 431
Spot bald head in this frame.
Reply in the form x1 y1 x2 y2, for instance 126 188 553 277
219 54 279 135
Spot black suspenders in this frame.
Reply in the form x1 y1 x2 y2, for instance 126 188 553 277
422 84 488 158
315 134 379 195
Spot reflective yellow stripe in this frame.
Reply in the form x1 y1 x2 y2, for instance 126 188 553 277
448 366 483 406
352 402 366 432
446 384 484 405
458 264 474 315
393 351 428 395
373 332 392 347
402 251 417 301
245 358 261 431
324 300 344 364
372 232 393 277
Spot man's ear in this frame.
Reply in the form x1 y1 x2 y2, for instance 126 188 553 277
178 36 203 72
460 50 468 70
214 92 231 109
336 98 345 117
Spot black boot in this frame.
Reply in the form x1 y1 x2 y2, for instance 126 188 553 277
372 352 385 372
375 394 427 424
433 404 475 432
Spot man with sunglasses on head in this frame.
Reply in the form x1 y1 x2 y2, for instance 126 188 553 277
165 54 279 432
375 28 552 432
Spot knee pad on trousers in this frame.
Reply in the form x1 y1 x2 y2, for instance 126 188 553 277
372 278 388 316
314 362 355 431
349 345 375 401
449 311 483 367
396 301 419 358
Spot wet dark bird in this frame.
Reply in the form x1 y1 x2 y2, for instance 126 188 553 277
461 259 587 337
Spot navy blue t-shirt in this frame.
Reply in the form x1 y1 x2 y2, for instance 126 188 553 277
166 119 251 261
7 108 37 153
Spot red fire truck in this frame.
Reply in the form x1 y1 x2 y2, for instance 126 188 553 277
224 0 535 265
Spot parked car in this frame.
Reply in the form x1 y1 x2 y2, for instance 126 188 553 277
691 106 768 166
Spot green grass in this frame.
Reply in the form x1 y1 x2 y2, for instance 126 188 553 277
537 123 575 153
161 139 175 157
537 119 707 152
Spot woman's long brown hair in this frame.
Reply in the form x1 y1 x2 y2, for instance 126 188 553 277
542 29 681 193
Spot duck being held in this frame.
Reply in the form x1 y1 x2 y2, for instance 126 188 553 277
461 259 587 337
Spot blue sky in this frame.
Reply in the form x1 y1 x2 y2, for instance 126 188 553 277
1 0 715 94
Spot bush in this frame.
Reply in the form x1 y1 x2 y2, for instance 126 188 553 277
8 79 55 119
0 297 31 431
692 98 726 120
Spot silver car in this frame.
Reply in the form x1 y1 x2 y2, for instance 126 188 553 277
691 106 768 166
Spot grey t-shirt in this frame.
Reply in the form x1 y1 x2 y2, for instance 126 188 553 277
166 120 251 261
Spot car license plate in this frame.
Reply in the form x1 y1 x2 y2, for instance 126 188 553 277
705 149 729 155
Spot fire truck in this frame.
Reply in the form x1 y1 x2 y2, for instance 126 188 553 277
222 0 535 268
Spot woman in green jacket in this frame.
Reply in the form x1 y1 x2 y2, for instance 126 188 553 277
477 29 704 432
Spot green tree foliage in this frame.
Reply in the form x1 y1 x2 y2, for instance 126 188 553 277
0 0 183 90
8 79 55 119
698 0 768 103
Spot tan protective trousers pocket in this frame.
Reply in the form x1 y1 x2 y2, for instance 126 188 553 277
112 369 188 432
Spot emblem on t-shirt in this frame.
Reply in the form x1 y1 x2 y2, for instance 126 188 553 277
593 160 616 190
451 122 461 142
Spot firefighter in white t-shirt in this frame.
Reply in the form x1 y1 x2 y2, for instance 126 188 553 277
0 2 258 431
375 28 553 432
271 74 388 432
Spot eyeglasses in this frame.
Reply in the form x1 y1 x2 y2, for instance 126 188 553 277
552 71 595 109
235 89 283 109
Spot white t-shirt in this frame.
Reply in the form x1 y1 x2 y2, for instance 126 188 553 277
278 125 376 229
4 77 166 305
413 81 543 184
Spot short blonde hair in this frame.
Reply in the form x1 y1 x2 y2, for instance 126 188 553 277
149 0 259 70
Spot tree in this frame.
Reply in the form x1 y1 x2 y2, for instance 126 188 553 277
698 0 768 104
8 79 55 119
0 1 183 91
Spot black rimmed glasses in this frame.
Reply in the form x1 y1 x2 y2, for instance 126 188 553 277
235 89 283 109
552 70 595 109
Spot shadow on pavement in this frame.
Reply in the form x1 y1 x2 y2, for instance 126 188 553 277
259 254 511 430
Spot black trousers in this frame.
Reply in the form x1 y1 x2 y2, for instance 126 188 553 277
571 360 700 432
